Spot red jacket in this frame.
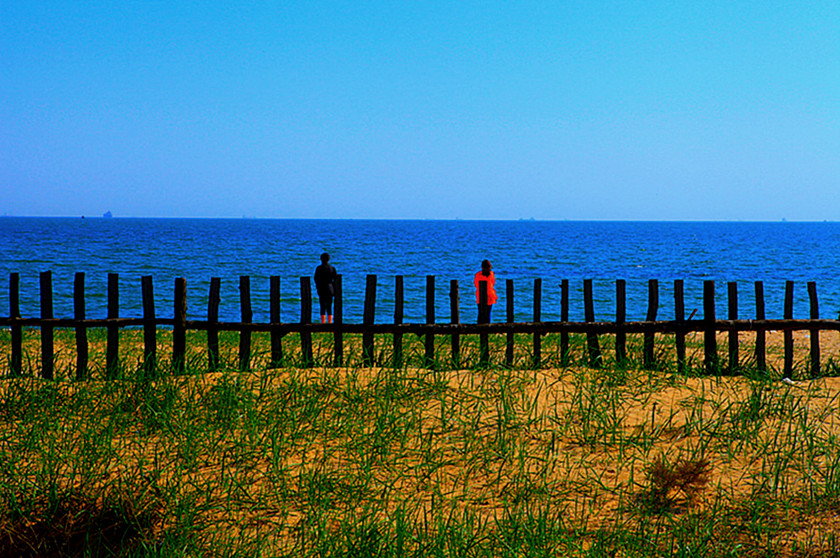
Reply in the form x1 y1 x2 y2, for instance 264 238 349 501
474 270 498 305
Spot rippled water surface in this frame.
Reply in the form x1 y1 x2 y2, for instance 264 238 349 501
2 218 839 323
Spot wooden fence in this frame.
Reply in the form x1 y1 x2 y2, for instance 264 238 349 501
2 271 839 379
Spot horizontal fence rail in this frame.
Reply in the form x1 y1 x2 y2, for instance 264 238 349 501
1 272 838 378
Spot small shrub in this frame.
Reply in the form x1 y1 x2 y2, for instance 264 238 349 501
637 455 711 514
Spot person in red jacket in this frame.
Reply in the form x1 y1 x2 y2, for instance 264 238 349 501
474 259 497 323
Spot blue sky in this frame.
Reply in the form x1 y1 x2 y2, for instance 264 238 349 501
2 1 838 220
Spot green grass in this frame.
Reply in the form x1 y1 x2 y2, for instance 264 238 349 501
1 329 840 556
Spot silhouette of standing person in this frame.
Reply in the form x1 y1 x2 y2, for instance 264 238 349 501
314 252 337 324
474 259 497 323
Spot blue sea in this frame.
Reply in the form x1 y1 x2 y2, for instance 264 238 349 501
1 218 839 324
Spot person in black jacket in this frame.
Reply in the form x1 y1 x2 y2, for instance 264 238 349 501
314 252 337 324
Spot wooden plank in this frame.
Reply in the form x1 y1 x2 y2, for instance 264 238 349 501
187 318 840 337
173 277 187 374
728 282 738 374
425 275 435 368
393 275 403 368
40 271 54 379
644 279 658 369
479 281 489 366
0 317 152 328
533 278 542 368
334 274 343 367
270 276 283 367
784 280 794 378
299 276 313 367
9 273 22 376
450 279 460 369
560 279 569 365
240 276 254 370
363 274 377 367
615 279 627 365
141 275 156 378
506 278 514 367
703 280 717 374
106 273 119 378
754 281 766 372
809 281 820 377
74 272 88 380
584 279 601 368
674 279 686 373
208 277 221 371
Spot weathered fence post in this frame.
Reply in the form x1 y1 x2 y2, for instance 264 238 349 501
584 279 601 368
615 279 627 365
74 272 88 380
506 279 514 367
727 282 738 374
674 280 686 373
270 276 283 367
173 278 187 374
106 273 119 378
141 275 156 378
425 276 435 368
533 278 542 368
208 277 221 371
240 276 253 370
784 280 794 378
363 275 377 367
703 280 717 374
9 273 22 377
334 275 343 367
644 279 659 369
299 276 313 367
478 281 489 366
478 280 490 324
40 271 54 379
393 276 403 368
808 281 820 377
754 281 766 372
560 279 569 365
450 279 460 369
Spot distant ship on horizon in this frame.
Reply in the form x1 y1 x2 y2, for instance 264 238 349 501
103 211 113 218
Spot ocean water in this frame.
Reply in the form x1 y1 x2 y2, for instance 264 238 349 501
1 217 839 324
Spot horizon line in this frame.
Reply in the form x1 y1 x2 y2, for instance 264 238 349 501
0 215 831 224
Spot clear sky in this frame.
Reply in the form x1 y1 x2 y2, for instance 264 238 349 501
2 1 838 220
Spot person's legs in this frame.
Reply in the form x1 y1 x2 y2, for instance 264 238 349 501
323 294 333 323
319 295 330 324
